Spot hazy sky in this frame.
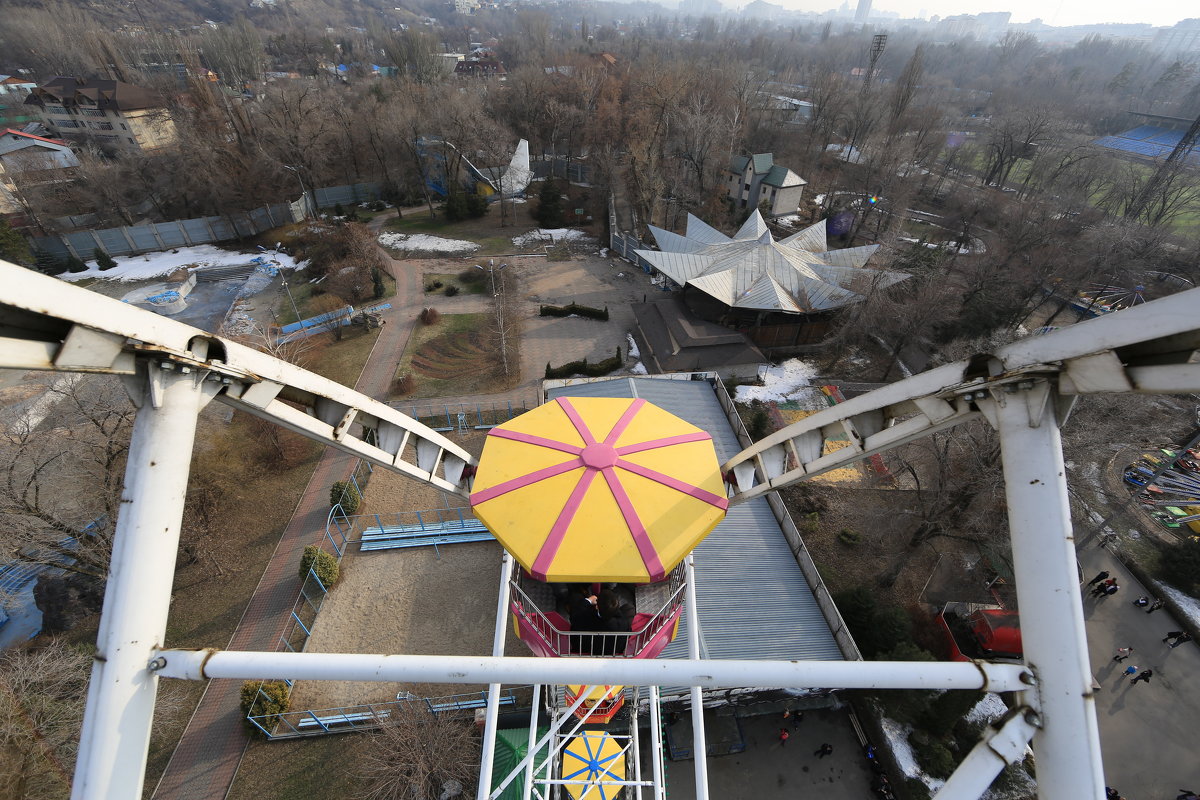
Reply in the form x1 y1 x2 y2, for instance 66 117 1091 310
773 0 1187 27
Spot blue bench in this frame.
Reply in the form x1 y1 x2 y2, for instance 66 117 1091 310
294 710 388 731
359 519 493 551
428 694 516 715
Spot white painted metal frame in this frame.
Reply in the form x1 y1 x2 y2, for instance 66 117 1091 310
7 259 1200 799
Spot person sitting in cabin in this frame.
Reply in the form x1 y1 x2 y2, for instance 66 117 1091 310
597 588 637 655
567 584 604 653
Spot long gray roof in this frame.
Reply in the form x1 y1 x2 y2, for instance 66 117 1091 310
545 377 843 671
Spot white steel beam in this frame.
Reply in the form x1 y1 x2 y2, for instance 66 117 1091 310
986 382 1105 800
72 363 220 800
0 261 476 498
152 649 1029 691
684 556 710 800
477 553 514 800
932 710 1038 800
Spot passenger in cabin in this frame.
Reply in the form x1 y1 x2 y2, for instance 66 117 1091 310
598 588 636 654
567 584 604 653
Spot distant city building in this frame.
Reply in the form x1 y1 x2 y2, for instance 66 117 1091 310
1154 19 1200 56
0 76 39 130
453 59 507 80
25 77 177 153
975 11 1012 40
936 14 984 40
741 0 785 20
681 0 723 16
854 0 872 24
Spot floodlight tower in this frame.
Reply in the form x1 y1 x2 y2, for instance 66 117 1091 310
864 33 887 92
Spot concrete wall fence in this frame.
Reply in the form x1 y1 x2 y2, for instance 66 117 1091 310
31 181 384 262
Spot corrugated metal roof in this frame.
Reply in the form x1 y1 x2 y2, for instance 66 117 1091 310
685 214 732 244
781 220 827 253
819 244 879 268
544 378 844 672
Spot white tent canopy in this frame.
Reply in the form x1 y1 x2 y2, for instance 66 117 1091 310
635 211 908 313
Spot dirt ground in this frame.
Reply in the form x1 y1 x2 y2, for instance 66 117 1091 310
286 429 528 711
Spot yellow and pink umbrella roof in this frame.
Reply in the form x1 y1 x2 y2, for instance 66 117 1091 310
470 397 728 582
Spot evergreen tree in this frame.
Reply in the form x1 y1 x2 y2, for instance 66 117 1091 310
371 268 386 299
536 179 565 228
94 248 117 271
444 190 469 222
0 219 31 265
65 255 88 273
465 193 489 218
35 250 66 275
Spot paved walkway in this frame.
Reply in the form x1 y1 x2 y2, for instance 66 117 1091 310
1076 532 1200 798
152 220 427 800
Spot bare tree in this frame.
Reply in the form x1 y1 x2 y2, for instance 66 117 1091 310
0 376 133 580
0 640 90 800
356 706 480 800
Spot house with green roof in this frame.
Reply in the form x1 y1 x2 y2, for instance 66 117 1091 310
727 153 807 217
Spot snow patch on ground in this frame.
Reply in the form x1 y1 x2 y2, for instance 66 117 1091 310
965 692 1009 725
511 228 595 248
879 717 946 794
60 245 303 283
1160 583 1200 629
630 361 648 375
377 233 481 254
625 333 640 359
734 358 819 403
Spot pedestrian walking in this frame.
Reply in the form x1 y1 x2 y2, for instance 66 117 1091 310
1168 632 1193 648
779 728 790 746
1105 788 1119 800
1147 598 1165 613
1099 583 1120 599
1130 669 1153 685
1176 790 1198 800
1132 595 1149 607
1163 630 1185 643
1121 665 1138 679
1086 570 1110 586
1091 579 1116 598
814 743 833 758
1112 647 1134 663
791 709 803 729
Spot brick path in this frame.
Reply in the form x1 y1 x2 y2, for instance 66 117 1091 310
151 224 424 800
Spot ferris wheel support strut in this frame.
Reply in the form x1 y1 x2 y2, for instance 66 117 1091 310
72 360 220 800
985 380 1105 800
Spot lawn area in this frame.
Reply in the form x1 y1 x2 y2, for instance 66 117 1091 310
275 270 396 326
423 270 488 296
381 206 577 256
393 312 518 398
226 734 367 800
306 326 383 389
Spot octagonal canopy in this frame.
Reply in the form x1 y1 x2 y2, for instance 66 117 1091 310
634 211 908 313
470 397 727 582
562 732 625 800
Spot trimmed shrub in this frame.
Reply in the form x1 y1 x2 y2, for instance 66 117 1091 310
444 284 460 297
240 680 291 737
545 348 622 379
300 543 340 587
913 739 956 779
371 200 386 211
419 307 440 325
424 280 444 292
334 202 345 216
539 303 609 321
330 480 361 513
837 528 862 546
66 255 88 273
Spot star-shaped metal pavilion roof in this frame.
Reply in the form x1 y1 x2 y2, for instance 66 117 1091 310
634 211 908 313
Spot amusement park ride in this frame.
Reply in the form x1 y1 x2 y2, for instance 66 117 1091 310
4 257 1200 800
